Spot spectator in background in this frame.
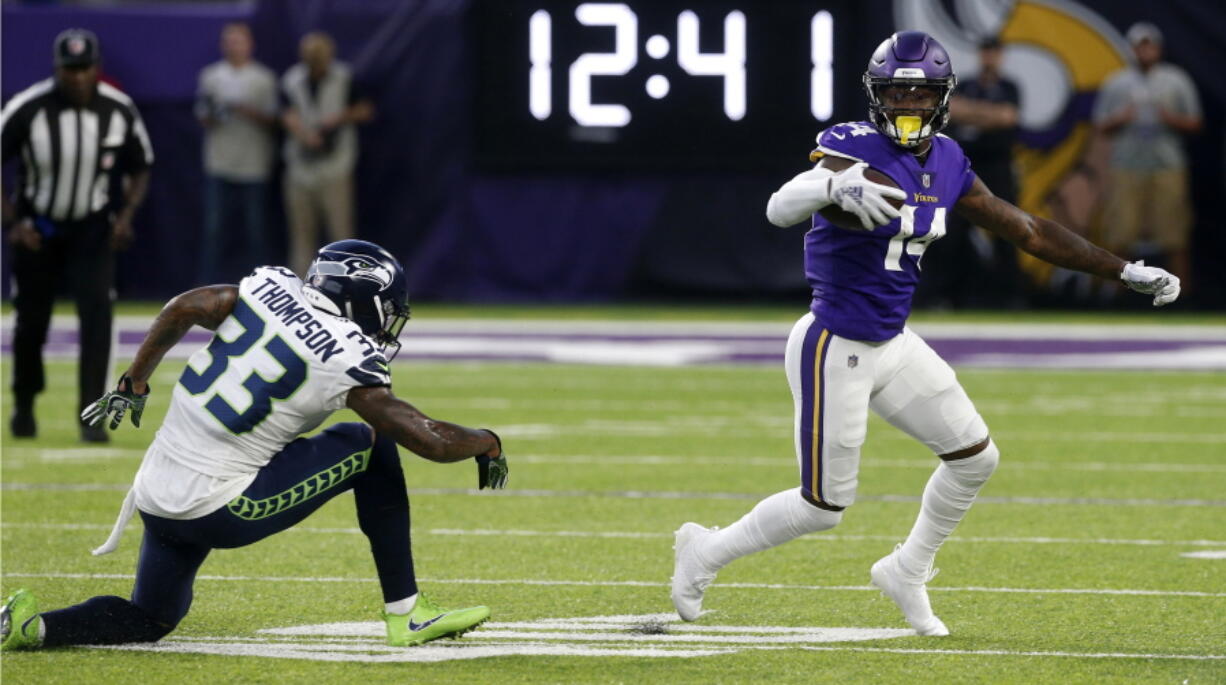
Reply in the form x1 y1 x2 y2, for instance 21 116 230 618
1 29 154 442
281 31 375 276
918 37 1025 309
1094 22 1201 286
195 22 278 284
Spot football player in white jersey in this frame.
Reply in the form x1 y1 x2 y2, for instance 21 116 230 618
2 240 509 650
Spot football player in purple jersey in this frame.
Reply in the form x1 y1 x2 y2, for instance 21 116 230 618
671 31 1180 636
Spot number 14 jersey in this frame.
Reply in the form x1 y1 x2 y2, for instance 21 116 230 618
133 266 392 519
807 121 977 342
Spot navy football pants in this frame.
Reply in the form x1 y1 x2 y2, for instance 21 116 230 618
40 423 417 646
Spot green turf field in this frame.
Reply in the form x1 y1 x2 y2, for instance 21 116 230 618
2 354 1224 683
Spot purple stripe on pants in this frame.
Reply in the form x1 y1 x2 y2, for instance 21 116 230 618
798 320 833 505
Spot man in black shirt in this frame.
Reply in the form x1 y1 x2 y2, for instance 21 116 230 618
1 29 154 442
917 37 1025 308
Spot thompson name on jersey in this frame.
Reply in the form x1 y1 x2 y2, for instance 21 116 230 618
134 266 393 519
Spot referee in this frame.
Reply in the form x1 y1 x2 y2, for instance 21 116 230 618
1 28 154 442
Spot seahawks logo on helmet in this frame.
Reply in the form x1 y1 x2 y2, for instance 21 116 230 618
339 256 394 287
309 254 395 288
303 239 411 360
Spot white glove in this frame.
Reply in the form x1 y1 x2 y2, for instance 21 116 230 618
828 162 907 230
1120 261 1180 307
766 161 905 229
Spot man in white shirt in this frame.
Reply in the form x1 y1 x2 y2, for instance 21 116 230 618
196 23 278 282
281 31 375 276
1093 22 1202 285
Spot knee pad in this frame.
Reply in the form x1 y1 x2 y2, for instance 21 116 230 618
946 439 999 487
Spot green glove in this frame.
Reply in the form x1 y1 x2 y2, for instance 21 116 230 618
81 375 150 430
476 429 508 490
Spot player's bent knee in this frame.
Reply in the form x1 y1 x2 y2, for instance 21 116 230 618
800 488 848 513
328 421 373 442
945 439 999 486
793 488 845 533
100 595 177 643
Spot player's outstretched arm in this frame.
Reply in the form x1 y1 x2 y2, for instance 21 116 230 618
766 156 904 229
347 386 502 463
124 285 239 391
954 175 1179 306
83 285 238 430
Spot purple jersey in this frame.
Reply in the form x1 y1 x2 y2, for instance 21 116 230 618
805 121 976 341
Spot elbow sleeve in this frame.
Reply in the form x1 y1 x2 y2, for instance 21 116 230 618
766 165 835 227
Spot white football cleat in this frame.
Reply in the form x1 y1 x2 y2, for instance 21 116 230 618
671 522 717 621
870 545 950 637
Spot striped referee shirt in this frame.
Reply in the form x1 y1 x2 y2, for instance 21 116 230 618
1 78 154 223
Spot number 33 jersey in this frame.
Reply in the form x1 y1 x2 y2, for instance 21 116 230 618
807 121 977 342
133 266 392 519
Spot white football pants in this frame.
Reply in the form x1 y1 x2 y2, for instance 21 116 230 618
784 312 989 508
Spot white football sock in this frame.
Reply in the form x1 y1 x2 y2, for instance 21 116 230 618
897 441 999 579
700 487 843 570
384 593 417 615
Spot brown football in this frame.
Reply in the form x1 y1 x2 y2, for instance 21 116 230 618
817 165 904 231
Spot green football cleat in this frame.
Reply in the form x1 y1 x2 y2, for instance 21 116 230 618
1 589 43 650
383 593 490 647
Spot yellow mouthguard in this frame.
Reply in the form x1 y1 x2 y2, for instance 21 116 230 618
896 116 922 145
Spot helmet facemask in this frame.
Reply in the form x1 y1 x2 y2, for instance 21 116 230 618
373 295 410 361
863 76 955 149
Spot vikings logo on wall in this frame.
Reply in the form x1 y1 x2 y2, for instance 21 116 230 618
895 0 1131 286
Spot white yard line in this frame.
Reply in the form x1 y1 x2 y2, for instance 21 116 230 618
83 613 1226 662
6 572 1223 598
788 645 1225 661
513 455 1226 474
423 528 1226 548
494 422 1226 444
93 640 732 661
7 521 1224 547
1182 551 1226 559
95 636 1226 662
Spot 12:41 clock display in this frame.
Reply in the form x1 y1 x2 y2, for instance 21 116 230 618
473 0 866 170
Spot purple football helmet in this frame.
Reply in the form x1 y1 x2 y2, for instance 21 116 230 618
862 31 957 148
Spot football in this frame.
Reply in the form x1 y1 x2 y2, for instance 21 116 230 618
817 165 904 230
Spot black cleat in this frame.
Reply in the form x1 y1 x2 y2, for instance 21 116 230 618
10 409 36 438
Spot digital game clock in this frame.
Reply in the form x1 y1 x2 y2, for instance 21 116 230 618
473 1 875 170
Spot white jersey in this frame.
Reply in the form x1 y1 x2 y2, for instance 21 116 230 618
132 266 392 519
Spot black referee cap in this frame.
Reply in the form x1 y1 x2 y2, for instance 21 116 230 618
54 28 100 68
